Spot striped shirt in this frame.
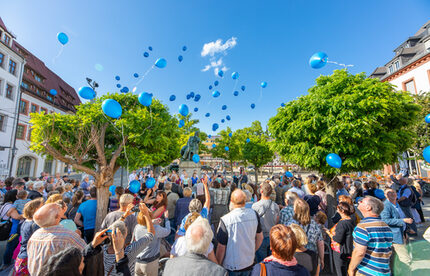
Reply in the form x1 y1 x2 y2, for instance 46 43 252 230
353 216 393 276
27 225 86 276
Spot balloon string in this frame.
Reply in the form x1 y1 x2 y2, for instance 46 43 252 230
232 79 238 94
135 65 155 86
327 59 354 69
52 45 64 64
121 122 130 178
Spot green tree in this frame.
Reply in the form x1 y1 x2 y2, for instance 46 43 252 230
211 127 241 172
268 70 420 221
411 92 430 160
31 93 180 228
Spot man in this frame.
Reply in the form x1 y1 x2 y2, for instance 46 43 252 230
239 171 248 187
11 178 26 191
28 203 86 276
28 181 44 200
129 170 137 183
233 172 239 186
54 172 65 186
279 191 298 225
164 217 227 276
101 193 136 244
252 182 280 262
75 186 97 242
165 182 179 244
175 187 193 227
81 175 91 196
39 172 46 181
216 189 263 275
348 196 394 276
289 179 305 198
381 189 413 274
396 177 417 234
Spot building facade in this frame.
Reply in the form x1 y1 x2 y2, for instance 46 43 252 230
0 17 81 179
370 20 430 177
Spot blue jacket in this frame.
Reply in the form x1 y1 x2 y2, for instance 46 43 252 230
251 261 310 276
380 200 405 244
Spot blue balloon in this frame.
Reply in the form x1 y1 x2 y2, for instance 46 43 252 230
222 105 227 110
309 52 328 69
190 92 195 98
326 153 342 168
212 91 220 98
178 119 185 128
285 171 293 178
425 114 430 123
109 185 116 196
424 146 430 163
214 80 219 86
374 189 385 200
226 115 231 121
212 123 219 131
179 104 189 116
221 119 225 123
182 46 187 51
246 138 250 143
143 52 149 58
178 55 183 62
208 135 212 138
155 58 167 68
194 107 198 112
218 70 224 77
116 84 121 88
209 85 213 90
57 32 68 45
146 177 156 188
60 219 77 231
115 76 120 81
251 103 255 109
133 73 139 78
78 86 96 100
186 94 191 100
129 180 140 194
261 81 267 88
194 94 201 102
169 95 176 101
281 103 285 107
225 146 229 151
231 72 239 80
233 91 239 96
121 86 129 93
102 99 122 119
138 92 152 106
212 143 216 148
205 113 210 117
49 89 57 96
228 132 232 137
241 85 246 91
148 46 153 51
192 154 200 163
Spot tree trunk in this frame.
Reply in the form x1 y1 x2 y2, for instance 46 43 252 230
230 160 234 173
255 167 259 184
94 168 115 231
324 174 338 228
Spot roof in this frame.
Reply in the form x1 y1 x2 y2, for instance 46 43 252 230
414 20 430 36
12 41 81 111
0 17 16 38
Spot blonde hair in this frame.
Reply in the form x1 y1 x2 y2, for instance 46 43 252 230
184 212 201 231
23 198 44 220
137 211 147 227
45 194 63 204
289 223 308 247
293 198 311 226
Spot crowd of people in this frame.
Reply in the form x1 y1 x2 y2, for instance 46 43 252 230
0 169 427 276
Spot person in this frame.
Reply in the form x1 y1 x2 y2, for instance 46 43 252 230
14 198 44 275
174 187 193 227
63 183 74 200
336 182 349 199
413 181 425 224
396 177 417 234
348 196 394 276
290 223 318 276
363 181 377 198
239 171 248 187
129 170 137 183
349 180 363 203
216 189 263 275
101 194 137 245
289 180 305 199
165 182 179 226
108 186 124 212
14 190 31 214
102 203 155 276
325 202 355 276
380 189 412 274
252 182 280 262
285 198 324 271
65 190 84 221
39 247 85 276
151 191 167 219
164 217 227 276
134 208 170 276
303 184 321 217
209 178 231 231
74 187 97 242
80 176 90 197
251 224 310 276
28 181 44 200
27 203 86 276
314 181 327 213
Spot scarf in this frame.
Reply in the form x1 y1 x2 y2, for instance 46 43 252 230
263 255 298 266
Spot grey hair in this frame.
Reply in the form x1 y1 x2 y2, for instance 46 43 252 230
365 196 384 215
33 181 44 190
189 199 202 213
119 194 134 206
164 182 172 191
243 190 252 202
185 217 213 255
285 191 298 206
109 220 127 237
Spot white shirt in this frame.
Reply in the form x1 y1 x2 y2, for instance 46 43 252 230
128 173 137 183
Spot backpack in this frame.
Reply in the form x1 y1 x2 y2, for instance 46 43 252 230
409 185 418 206
398 186 417 207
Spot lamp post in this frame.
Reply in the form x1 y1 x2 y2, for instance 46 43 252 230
86 78 99 102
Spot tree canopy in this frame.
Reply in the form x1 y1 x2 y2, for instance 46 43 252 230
211 127 241 171
411 92 430 159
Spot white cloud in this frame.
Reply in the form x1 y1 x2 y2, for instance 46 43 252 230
201 58 225 73
201 37 237 57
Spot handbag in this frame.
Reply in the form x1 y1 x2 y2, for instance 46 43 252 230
0 203 12 241
260 262 266 276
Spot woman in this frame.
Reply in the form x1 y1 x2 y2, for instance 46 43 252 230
303 184 321 217
181 171 190 188
80 176 90 197
109 187 125 212
349 181 363 202
65 190 84 221
251 224 310 276
332 195 360 225
63 184 74 200
285 199 324 270
290 223 319 276
315 181 327 213
0 190 24 270
413 181 425 224
46 194 63 204
325 202 355 276
134 209 170 276
150 191 167 219
15 198 44 275
209 180 230 230
39 247 84 276
191 172 199 186
363 181 377 197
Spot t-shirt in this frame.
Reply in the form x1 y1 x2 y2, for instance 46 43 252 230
77 199 97 230
101 210 137 245
252 199 280 237
177 207 208 236
17 220 40 259
171 236 214 257
295 250 318 276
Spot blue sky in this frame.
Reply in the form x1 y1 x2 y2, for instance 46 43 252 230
3 0 430 134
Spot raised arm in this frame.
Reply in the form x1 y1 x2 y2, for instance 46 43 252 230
203 177 210 211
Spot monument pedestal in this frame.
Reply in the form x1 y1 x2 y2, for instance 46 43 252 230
179 160 201 177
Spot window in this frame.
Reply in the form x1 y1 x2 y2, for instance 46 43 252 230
19 100 28 115
34 75 41 82
9 59 16 75
47 95 53 101
389 65 394 74
0 114 6 132
16 124 26 139
41 107 48 113
27 127 32 141
17 156 34 177
21 82 29 90
30 104 39 113
395 60 400 71
0 52 4 68
3 35 10 46
5 84 13 99
43 159 53 175
403 79 416 94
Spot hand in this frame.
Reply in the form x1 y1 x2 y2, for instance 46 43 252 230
124 203 135 217
139 202 150 217
152 218 162 225
112 228 125 255
403 218 413 224
164 209 169 219
348 269 356 276
92 229 109 247
75 229 82 236
320 258 324 270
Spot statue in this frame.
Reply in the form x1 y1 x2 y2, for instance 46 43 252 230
181 131 201 161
